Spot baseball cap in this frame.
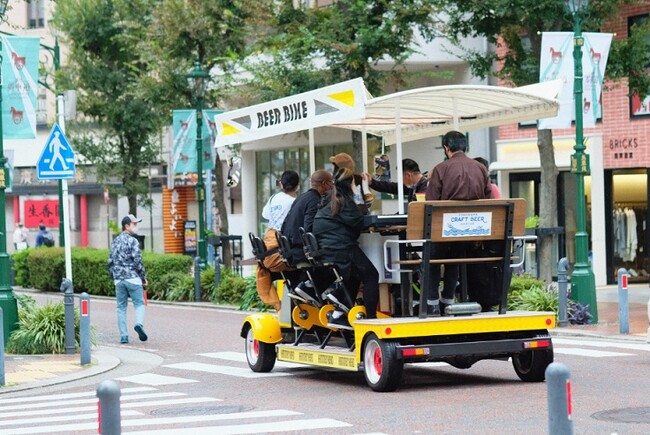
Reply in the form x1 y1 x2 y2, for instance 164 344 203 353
121 214 142 227
329 153 355 170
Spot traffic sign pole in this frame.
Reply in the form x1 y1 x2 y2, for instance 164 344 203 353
57 95 73 281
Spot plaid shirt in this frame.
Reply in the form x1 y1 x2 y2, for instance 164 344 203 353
108 232 146 282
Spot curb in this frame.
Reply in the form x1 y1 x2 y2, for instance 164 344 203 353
551 327 650 343
0 346 121 395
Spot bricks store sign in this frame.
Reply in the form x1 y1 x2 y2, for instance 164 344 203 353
608 136 641 162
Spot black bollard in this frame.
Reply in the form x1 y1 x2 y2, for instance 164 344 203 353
60 278 75 354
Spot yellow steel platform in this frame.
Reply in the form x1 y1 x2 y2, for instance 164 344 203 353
277 344 358 371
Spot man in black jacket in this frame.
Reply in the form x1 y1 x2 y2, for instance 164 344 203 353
280 170 333 263
362 158 428 203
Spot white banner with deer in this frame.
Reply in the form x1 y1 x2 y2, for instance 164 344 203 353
539 32 613 130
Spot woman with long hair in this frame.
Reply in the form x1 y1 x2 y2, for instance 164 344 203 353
312 168 379 325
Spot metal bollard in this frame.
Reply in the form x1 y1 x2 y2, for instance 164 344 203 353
1 307 5 386
557 257 569 327
80 293 91 365
214 251 221 289
97 380 121 434
60 278 75 355
194 256 201 302
618 268 629 334
546 362 574 435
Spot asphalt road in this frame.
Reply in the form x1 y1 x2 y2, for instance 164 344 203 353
4 290 650 434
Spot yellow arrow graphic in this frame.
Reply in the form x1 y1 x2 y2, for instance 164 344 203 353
221 122 241 136
327 89 355 107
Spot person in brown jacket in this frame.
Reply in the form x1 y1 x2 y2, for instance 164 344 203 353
424 131 491 316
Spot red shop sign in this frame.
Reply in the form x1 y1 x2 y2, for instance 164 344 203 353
24 200 60 228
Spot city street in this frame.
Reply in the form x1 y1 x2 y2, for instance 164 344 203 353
2 290 650 434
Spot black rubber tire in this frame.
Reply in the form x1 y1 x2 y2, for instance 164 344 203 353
244 326 276 372
512 348 554 382
363 334 403 392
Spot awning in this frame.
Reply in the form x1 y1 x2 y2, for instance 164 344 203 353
332 80 562 145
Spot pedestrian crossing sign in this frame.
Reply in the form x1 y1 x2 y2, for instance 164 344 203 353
37 123 76 180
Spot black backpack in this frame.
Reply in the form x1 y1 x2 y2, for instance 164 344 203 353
43 231 55 247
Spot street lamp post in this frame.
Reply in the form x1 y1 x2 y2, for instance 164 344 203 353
567 0 598 322
0 0 19 342
187 59 209 266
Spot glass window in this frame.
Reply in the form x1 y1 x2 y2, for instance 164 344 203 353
27 0 46 29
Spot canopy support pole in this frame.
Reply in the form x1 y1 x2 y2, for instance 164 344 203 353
361 128 368 173
309 128 316 174
452 97 459 131
395 99 405 214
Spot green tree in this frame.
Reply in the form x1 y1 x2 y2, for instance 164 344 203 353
52 0 165 215
145 0 260 264
241 0 438 166
437 0 650 283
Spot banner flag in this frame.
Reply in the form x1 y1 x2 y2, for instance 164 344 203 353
213 78 367 147
172 109 222 175
1 36 40 139
539 32 612 130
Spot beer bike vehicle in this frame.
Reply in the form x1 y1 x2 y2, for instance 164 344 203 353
219 79 562 391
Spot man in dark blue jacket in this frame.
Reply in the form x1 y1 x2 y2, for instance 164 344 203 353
363 158 428 203
280 170 333 264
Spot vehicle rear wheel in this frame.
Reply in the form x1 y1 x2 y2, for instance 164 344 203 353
512 348 553 382
245 326 276 372
363 334 403 392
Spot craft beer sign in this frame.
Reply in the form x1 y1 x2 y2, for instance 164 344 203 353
214 78 367 147
442 212 492 238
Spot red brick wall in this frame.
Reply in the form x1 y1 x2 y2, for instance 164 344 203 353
498 4 650 170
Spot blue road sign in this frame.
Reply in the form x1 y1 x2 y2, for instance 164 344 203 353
37 123 75 180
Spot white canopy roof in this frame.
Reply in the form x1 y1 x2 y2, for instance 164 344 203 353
332 80 562 145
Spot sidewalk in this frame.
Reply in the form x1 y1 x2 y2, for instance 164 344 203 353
1 284 648 392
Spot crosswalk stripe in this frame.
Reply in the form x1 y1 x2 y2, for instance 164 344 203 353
163 362 293 378
5 409 304 434
0 392 184 413
554 348 635 358
553 338 650 352
0 386 155 405
0 396 221 419
124 418 352 434
199 351 306 369
0 410 142 427
117 373 198 386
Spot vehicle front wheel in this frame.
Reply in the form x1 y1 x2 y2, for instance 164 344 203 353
245 326 276 372
512 348 553 382
363 334 403 392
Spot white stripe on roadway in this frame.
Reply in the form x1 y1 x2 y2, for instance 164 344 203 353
117 373 198 385
0 391 184 413
553 337 650 351
0 410 142 427
554 348 635 357
124 418 352 435
199 351 306 369
5 409 306 434
0 386 155 404
163 362 293 378
0 396 221 419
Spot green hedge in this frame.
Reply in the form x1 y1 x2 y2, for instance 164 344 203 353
11 247 192 296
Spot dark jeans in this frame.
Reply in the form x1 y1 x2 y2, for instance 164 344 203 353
321 246 379 318
426 242 468 304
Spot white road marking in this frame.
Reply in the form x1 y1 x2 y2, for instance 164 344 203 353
124 418 352 435
553 337 650 352
5 410 309 434
0 392 184 413
117 373 198 386
0 386 155 404
554 348 635 358
199 351 306 369
163 362 293 378
0 410 142 427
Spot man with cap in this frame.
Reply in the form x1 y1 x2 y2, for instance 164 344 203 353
108 214 148 344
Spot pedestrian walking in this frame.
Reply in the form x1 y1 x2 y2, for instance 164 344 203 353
13 222 28 250
108 214 148 344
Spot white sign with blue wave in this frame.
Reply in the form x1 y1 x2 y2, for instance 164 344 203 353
442 212 492 238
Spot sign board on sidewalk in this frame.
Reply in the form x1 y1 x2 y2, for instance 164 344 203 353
37 123 75 180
